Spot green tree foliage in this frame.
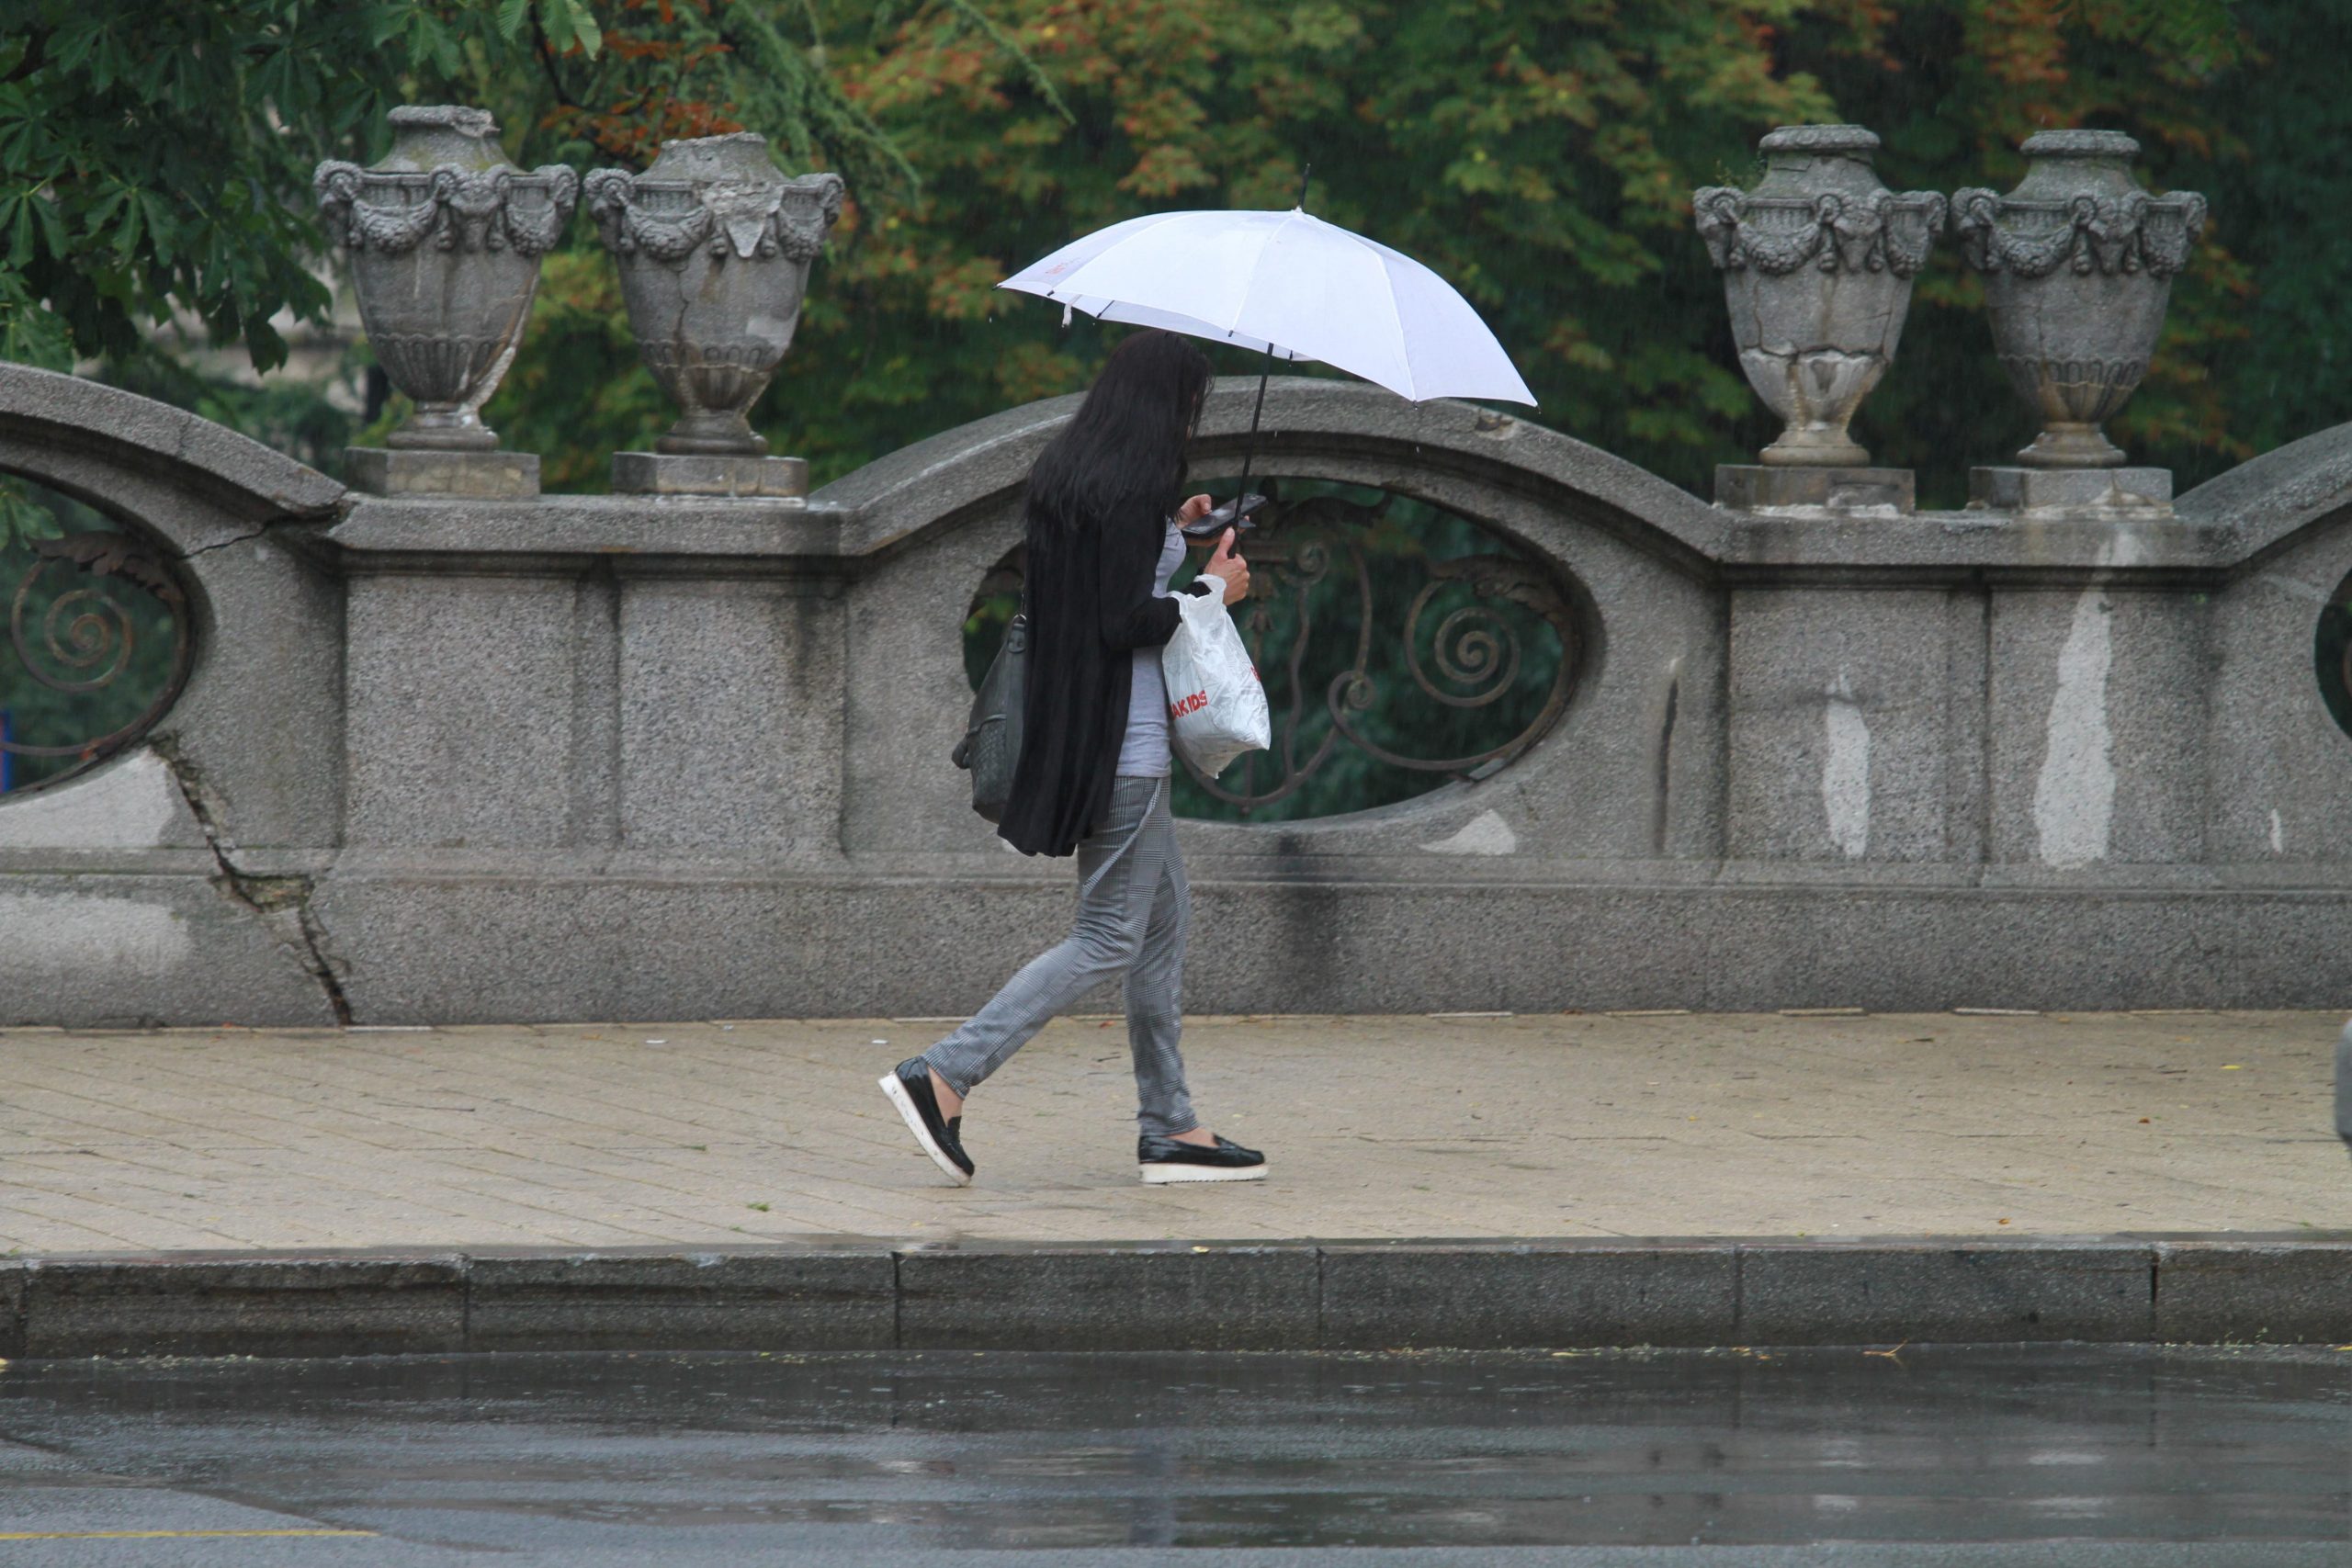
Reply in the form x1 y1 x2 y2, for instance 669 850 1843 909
0 0 2296 502
0 0 924 375
790 0 2260 503
446 0 2272 504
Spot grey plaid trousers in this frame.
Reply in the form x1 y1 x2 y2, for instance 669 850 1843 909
921 774 1199 1136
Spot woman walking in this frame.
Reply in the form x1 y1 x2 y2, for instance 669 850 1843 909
880 329 1268 1188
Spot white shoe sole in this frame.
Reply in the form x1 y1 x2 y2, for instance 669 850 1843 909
878 1072 971 1186
1139 1162 1268 1184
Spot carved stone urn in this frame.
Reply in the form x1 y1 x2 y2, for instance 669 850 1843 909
314 107 576 451
1953 130 2207 468
585 134 846 457
1694 125 1945 468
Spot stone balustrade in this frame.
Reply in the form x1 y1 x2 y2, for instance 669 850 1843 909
3 363 2350 1025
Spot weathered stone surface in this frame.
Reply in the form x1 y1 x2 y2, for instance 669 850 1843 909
1694 126 1942 468
2199 522 2352 866
0 363 345 523
317 107 575 452
616 578 842 856
897 1245 1318 1350
1954 130 2204 469
0 749 207 856
468 1248 894 1351
0 377 348 863
331 493 849 561
1737 1242 2154 1344
345 446 541 498
1716 465 1916 513
610 451 808 498
343 574 579 851
25 1254 465 1357
0 873 338 1028
586 135 841 457
2154 1239 2352 1344
1320 1242 1736 1348
9 367 2352 1024
1969 465 2173 514
11 1235 2349 1358
1986 583 2208 870
2177 417 2352 545
1727 588 1965 863
150 519 350 855
306 870 2352 1021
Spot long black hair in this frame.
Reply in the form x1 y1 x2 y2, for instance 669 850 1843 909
1024 328 1212 542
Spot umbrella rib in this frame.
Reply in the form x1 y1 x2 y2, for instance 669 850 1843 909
1225 209 1306 338
1367 241 1418 401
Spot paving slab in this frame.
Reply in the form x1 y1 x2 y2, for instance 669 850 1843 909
2 1011 2346 1353
5 1011 2346 1249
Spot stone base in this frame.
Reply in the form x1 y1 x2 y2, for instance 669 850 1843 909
345 447 539 500
1716 465 1915 515
610 452 808 499
1970 466 2173 516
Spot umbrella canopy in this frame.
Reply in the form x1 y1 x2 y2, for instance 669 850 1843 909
999 208 1535 407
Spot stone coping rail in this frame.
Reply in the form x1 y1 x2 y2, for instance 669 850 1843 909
4 1235 2346 1359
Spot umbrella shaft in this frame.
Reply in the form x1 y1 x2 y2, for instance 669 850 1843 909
1237 355 1272 491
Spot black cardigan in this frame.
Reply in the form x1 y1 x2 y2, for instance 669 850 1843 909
997 505 1214 857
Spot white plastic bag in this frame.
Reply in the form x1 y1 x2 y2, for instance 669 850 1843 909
1160 589 1271 778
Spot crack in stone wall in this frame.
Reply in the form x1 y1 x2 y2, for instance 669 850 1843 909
175 522 273 560
152 738 354 1026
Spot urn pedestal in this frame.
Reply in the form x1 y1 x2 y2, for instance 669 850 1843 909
1695 125 1944 513
1955 129 2206 508
316 106 576 492
587 133 845 497
1714 465 1916 514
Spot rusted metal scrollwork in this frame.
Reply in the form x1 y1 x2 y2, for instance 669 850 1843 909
2 530 193 776
1180 487 1580 814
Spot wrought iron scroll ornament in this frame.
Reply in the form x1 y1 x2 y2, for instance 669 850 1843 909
1170 488 1580 813
1 530 193 771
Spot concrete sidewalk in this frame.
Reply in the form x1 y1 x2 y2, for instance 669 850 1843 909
4 1010 2347 1356
5 1010 2346 1249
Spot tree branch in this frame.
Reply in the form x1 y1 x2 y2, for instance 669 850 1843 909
2 27 51 85
532 14 581 110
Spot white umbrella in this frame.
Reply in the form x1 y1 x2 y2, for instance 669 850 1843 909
999 198 1534 490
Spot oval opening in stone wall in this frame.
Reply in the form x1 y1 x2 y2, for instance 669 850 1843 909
962 478 1585 825
0 475 195 796
2320 569 2352 741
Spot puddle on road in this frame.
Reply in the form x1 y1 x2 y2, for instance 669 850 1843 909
2 1347 2346 1551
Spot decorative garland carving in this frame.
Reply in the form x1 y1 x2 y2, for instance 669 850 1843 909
1693 187 1949 277
1951 187 2209 278
313 163 580 257
585 168 847 265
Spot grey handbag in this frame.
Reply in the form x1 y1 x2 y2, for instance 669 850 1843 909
951 604 1026 823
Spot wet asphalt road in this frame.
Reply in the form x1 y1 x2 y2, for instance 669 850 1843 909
0 1347 2346 1565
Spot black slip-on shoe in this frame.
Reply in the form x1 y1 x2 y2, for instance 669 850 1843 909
1137 1132 1267 1184
880 1059 973 1185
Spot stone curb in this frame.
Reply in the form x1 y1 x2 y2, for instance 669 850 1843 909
2 1235 2345 1359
